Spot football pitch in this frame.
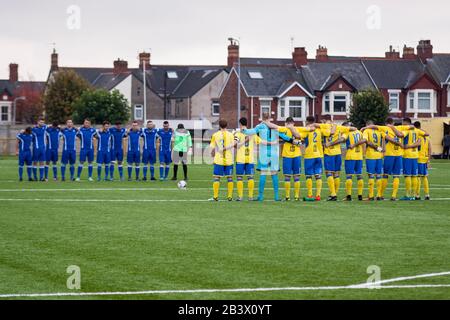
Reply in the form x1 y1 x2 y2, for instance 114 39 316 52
0 157 449 300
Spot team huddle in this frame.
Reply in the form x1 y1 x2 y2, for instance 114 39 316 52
209 113 432 202
16 118 193 183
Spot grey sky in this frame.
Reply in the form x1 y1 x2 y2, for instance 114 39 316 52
1 0 448 81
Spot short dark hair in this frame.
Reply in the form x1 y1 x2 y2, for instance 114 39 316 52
306 116 315 124
115 121 122 125
403 117 412 125
386 118 394 125
177 124 185 129
38 117 45 122
84 119 91 123
132 121 139 125
25 127 32 134
322 114 331 121
147 120 153 124
219 120 228 129
239 117 248 126
366 120 374 126
285 117 295 124
163 121 169 125
52 121 59 127
414 121 421 129
103 121 110 126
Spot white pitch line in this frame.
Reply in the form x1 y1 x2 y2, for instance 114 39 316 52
350 271 450 288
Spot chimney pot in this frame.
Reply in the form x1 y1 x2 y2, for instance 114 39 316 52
403 45 416 59
113 59 128 74
9 63 18 83
139 52 151 69
385 45 400 59
51 49 59 72
417 39 433 63
316 45 328 61
227 42 240 68
293 47 308 66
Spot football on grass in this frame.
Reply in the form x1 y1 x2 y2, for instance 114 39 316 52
177 180 187 190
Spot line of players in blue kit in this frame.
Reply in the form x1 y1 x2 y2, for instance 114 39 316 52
16 117 174 182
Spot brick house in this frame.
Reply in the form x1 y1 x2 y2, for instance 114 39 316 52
219 40 450 127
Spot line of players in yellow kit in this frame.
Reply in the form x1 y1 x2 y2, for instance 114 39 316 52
209 115 432 202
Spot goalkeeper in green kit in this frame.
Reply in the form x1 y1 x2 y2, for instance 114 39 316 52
171 124 193 181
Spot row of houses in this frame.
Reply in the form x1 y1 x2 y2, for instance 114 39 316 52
1 39 449 128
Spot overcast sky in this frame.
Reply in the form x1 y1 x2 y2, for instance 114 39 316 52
1 0 449 81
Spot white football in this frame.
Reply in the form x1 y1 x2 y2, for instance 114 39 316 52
177 180 187 190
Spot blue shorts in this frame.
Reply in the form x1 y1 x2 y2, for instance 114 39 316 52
127 150 141 164
79 149 94 163
61 150 77 165
366 159 383 175
282 157 301 175
384 156 403 176
97 151 111 165
345 160 363 175
19 151 32 166
46 148 59 163
159 150 172 164
304 158 323 176
418 163 428 176
111 149 124 162
142 149 157 165
324 155 342 172
236 163 255 176
213 164 233 177
32 148 46 162
403 158 418 176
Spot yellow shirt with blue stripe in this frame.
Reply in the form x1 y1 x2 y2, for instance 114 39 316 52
403 128 426 159
278 126 310 158
418 136 430 164
300 128 330 159
344 130 364 161
320 124 350 156
234 132 260 164
210 130 235 166
377 126 404 157
363 129 385 160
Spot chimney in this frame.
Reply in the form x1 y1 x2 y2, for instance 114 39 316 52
292 47 308 66
316 45 328 61
227 40 239 67
417 40 433 63
139 52 151 70
113 59 128 74
9 63 18 83
51 49 59 72
403 45 416 59
385 45 400 59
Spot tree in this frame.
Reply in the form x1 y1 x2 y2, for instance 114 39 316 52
349 89 390 129
43 70 90 123
72 89 130 125
15 83 44 124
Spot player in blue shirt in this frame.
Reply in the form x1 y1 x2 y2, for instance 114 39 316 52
76 119 96 181
60 120 78 181
127 121 142 181
109 121 127 181
95 121 113 181
16 127 34 181
157 121 174 181
31 117 47 181
141 120 159 181
45 122 61 181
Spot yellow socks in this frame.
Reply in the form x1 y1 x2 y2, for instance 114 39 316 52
316 179 323 197
423 176 430 196
227 180 234 199
357 178 364 196
327 175 336 197
412 177 418 198
213 180 220 199
346 179 353 196
285 179 291 199
392 177 400 198
334 177 341 194
237 179 244 199
381 177 388 197
416 178 421 197
376 178 383 198
294 180 301 199
368 178 375 199
306 178 313 198
248 178 255 199
405 176 412 197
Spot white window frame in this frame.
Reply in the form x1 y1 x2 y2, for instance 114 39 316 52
277 97 307 121
259 98 272 119
406 89 437 114
0 103 11 123
211 102 220 116
134 104 144 120
388 90 401 112
323 91 351 115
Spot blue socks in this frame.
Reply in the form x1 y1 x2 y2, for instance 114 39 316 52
272 174 280 201
258 175 267 201
19 166 23 180
164 166 170 179
150 166 155 179
77 165 83 178
88 165 93 178
61 166 66 180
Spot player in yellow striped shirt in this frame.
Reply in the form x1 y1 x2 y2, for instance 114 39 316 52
234 118 261 201
209 120 236 202
414 121 431 200
342 123 366 201
362 120 385 201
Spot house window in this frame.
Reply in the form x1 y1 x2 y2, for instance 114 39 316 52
278 98 306 121
388 90 400 112
248 71 263 79
409 92 415 109
260 99 271 116
134 105 143 120
1 105 9 122
323 92 350 114
407 90 436 112
417 92 431 110
211 102 220 116
167 71 178 79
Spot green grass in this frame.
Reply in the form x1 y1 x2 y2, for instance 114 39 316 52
0 157 449 300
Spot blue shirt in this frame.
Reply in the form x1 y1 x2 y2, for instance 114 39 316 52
96 129 112 152
141 128 158 151
127 129 141 152
110 127 127 151
61 128 78 151
77 127 96 150
45 126 61 151
157 129 173 152
32 125 47 150
17 133 33 153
